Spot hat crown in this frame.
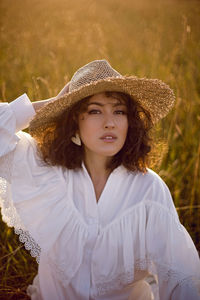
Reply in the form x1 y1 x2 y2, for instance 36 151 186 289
69 60 122 92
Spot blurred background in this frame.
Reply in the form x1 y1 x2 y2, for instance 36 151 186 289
0 0 200 298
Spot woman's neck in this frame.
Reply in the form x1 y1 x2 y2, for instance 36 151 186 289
83 154 112 202
84 155 111 180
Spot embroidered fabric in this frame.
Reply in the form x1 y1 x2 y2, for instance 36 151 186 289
95 267 135 296
174 276 200 294
15 228 41 263
0 176 41 263
0 151 14 182
95 257 200 296
45 243 199 298
94 259 151 295
177 276 200 289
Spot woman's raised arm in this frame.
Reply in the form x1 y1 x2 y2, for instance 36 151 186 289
0 94 36 181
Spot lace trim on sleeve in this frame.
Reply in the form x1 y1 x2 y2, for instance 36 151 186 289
0 151 15 182
0 177 41 263
15 229 41 263
176 276 200 292
171 275 200 297
154 260 200 284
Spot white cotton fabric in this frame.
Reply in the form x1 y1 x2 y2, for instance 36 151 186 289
0 94 200 300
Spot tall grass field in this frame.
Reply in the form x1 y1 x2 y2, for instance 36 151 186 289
0 0 200 298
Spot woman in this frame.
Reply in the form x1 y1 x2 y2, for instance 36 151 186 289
0 59 200 300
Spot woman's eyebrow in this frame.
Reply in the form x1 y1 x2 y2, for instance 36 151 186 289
88 102 104 106
113 102 126 107
88 101 126 107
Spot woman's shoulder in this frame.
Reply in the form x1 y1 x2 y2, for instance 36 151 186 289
135 167 165 182
145 168 171 194
124 167 177 214
125 167 168 191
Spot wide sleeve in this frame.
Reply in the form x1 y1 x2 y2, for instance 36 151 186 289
145 173 200 300
0 94 40 259
0 96 87 267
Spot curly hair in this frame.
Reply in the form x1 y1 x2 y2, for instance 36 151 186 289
36 91 153 173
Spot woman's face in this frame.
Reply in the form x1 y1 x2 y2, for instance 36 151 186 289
78 92 128 161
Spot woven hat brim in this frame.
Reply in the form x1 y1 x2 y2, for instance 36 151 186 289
29 76 175 137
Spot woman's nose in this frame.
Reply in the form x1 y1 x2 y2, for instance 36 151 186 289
103 114 115 129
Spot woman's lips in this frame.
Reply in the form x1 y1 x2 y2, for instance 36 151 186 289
100 134 117 142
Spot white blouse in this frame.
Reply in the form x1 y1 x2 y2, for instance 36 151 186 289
0 94 200 300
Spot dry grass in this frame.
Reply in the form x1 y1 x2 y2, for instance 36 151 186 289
0 0 200 298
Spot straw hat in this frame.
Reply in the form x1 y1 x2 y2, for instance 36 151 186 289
29 59 175 137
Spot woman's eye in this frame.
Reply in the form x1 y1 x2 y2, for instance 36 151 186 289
114 110 127 115
88 109 101 114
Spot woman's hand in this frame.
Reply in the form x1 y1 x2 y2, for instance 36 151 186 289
32 81 71 112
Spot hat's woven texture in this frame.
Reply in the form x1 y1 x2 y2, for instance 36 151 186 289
29 60 175 137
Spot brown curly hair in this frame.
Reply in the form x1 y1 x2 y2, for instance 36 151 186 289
36 91 153 172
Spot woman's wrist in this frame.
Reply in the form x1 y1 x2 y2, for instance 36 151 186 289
9 94 36 131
